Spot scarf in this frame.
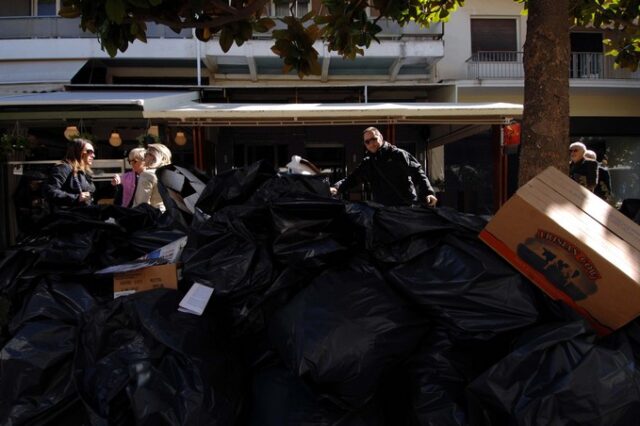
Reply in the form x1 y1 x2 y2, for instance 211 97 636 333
121 171 137 207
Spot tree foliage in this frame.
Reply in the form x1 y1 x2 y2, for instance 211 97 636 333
60 0 466 74
60 0 640 74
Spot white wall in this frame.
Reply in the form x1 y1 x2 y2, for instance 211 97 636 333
436 0 526 81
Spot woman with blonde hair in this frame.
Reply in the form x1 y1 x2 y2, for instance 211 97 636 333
133 143 172 212
43 138 96 210
111 147 146 207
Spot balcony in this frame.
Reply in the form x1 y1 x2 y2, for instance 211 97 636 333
0 16 443 41
466 51 640 80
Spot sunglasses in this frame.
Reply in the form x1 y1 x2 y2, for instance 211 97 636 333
569 149 580 153
363 137 377 145
128 159 141 164
83 149 95 155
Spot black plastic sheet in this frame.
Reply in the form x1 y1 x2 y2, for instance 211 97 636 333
2 161 640 425
74 289 245 426
0 280 96 425
268 256 430 409
467 321 640 425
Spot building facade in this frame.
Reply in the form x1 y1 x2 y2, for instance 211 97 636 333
1 0 638 245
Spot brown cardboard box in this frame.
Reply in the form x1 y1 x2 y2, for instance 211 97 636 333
480 167 640 335
113 263 178 298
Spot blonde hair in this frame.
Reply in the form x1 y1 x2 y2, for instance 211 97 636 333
584 150 597 161
128 147 146 163
145 143 172 168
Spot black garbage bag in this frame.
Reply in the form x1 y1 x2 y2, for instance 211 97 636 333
196 160 277 214
386 233 539 341
270 196 354 266
252 174 331 205
244 364 384 426
0 279 97 425
156 164 208 215
343 204 482 265
269 256 430 410
74 289 246 426
467 321 640 426
404 328 472 426
181 207 275 300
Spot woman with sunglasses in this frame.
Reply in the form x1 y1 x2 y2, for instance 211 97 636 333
111 147 146 207
43 138 96 211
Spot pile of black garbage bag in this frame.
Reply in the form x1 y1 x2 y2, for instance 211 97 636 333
1 160 639 426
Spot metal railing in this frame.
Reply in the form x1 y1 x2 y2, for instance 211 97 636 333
466 51 640 80
0 16 443 41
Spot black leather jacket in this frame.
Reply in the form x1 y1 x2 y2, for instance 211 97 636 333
334 142 435 206
43 162 95 208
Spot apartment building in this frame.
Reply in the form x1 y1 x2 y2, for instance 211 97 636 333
1 0 638 241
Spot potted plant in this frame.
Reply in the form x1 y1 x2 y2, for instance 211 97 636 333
0 132 30 161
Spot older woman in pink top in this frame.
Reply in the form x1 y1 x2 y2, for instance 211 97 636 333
111 147 146 207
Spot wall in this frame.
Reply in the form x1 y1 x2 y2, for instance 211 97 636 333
436 0 526 81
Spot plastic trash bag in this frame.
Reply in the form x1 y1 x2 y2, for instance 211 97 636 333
245 364 383 426
74 289 245 425
0 280 96 425
467 321 640 426
268 256 430 409
386 234 540 341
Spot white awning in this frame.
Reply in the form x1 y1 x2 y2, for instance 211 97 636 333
144 102 523 126
0 60 87 85
0 90 200 120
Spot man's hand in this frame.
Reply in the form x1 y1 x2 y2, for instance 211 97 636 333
111 174 121 186
425 195 438 207
330 187 338 196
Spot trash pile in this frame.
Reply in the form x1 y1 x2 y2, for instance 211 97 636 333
1 161 639 425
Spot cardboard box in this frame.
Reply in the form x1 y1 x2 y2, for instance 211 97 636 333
480 167 640 335
113 263 178 298
96 236 188 298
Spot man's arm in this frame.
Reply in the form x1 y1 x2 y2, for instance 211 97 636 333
330 160 367 195
404 151 437 206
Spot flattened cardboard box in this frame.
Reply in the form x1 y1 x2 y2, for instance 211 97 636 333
480 167 640 335
113 263 178 298
96 236 188 298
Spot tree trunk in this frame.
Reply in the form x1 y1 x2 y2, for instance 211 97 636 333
519 0 571 186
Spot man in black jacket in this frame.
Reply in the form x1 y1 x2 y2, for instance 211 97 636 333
330 127 438 207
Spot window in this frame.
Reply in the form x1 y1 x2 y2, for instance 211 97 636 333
471 18 517 61
272 0 310 17
34 0 59 16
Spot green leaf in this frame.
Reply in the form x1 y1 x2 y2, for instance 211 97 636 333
105 0 126 24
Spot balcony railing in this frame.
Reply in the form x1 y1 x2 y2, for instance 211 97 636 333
467 51 640 80
0 16 443 41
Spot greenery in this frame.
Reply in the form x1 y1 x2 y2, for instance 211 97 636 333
0 133 30 160
58 0 639 75
58 0 640 185
136 133 160 147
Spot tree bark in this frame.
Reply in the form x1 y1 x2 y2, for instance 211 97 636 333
519 0 571 186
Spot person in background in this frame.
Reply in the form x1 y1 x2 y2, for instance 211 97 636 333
43 138 96 210
111 147 146 207
568 141 597 192
330 126 437 207
585 149 612 202
133 143 172 212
